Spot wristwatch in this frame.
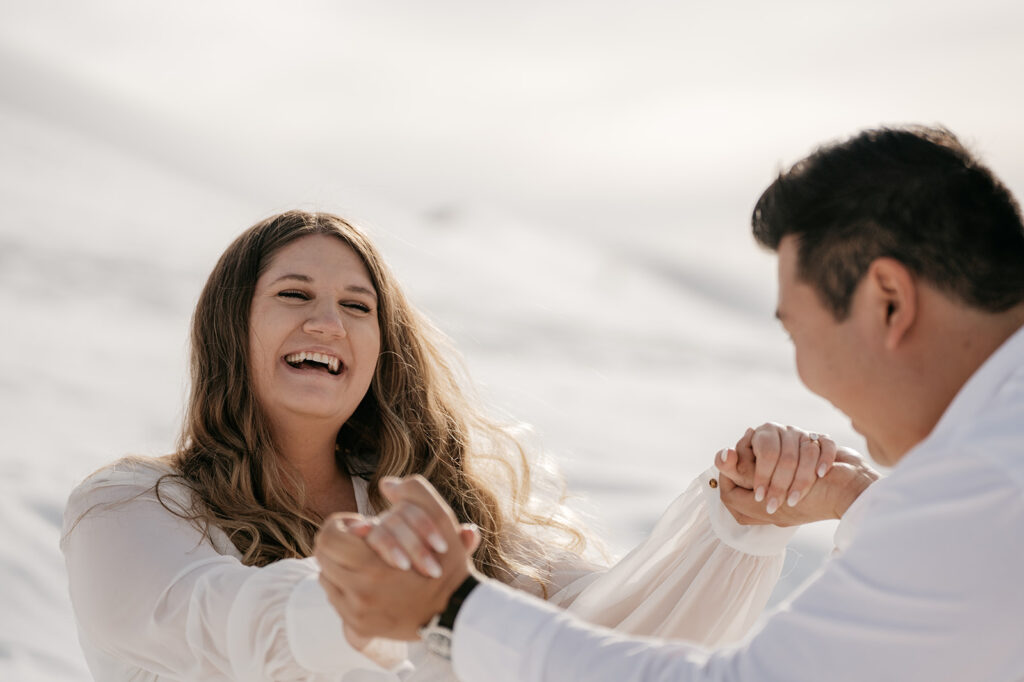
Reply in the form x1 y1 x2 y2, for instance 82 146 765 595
418 573 480 660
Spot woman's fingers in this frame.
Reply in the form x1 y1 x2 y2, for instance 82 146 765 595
364 506 446 578
337 477 478 581
786 436 820 508
397 500 449 554
715 447 741 481
817 435 838 478
315 513 376 569
780 431 837 508
459 523 481 553
363 520 412 573
380 475 460 530
717 472 770 525
714 427 756 489
751 423 783 504
763 426 801 514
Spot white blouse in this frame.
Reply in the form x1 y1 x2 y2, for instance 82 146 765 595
61 458 795 681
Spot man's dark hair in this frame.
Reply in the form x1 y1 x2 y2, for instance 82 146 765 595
752 125 1024 319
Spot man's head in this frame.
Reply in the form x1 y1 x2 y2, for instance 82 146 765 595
754 126 1024 464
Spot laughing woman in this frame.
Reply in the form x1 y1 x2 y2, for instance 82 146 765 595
62 211 834 681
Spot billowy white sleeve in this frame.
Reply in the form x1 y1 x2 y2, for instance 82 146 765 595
61 463 408 681
538 468 796 646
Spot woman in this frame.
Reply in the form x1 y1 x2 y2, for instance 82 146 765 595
62 210 844 681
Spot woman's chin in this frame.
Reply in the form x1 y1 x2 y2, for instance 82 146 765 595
269 398 357 427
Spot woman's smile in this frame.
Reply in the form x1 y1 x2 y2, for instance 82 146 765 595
249 234 381 425
282 350 345 376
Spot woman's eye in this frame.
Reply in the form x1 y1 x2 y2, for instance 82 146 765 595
342 302 372 313
278 290 309 300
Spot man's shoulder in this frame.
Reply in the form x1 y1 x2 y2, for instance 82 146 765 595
910 364 1024 490
961 381 1024 491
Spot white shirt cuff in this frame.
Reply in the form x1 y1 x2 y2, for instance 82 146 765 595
452 580 559 682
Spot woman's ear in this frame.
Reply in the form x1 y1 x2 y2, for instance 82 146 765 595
865 258 917 351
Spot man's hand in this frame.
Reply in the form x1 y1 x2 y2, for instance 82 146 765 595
313 475 480 643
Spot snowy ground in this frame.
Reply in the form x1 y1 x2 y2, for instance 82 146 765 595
2 2 1022 680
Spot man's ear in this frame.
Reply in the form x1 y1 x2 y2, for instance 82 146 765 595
864 258 917 350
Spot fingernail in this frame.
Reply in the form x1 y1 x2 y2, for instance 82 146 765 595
787 490 801 507
754 486 765 502
424 556 442 579
817 463 828 478
380 478 397 489
344 518 371 531
717 448 729 464
391 549 411 571
766 497 779 515
428 533 448 553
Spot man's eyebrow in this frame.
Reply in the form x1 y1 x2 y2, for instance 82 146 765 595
270 274 377 300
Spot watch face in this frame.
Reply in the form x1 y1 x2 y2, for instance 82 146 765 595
423 629 453 660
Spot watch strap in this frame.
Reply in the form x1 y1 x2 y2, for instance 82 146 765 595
438 573 480 630
418 573 480 660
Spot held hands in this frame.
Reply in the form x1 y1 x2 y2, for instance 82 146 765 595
715 423 879 526
313 476 478 644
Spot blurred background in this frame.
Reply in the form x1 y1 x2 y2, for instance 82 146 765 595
2 1 1022 679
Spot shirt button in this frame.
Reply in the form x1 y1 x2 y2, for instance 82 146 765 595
708 478 718 489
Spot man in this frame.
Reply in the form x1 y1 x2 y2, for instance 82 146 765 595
316 126 1024 680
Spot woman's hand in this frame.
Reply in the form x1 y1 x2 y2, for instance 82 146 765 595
717 446 879 526
715 423 839 516
334 478 478 579
314 476 479 643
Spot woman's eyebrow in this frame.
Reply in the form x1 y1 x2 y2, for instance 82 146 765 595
271 273 313 284
346 284 378 301
271 274 377 300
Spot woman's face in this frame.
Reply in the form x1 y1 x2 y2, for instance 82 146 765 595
248 234 381 430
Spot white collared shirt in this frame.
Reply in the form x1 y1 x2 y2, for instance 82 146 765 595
452 324 1024 682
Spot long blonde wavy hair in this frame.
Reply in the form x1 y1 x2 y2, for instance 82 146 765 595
161 210 587 586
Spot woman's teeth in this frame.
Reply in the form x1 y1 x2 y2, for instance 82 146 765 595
284 351 342 375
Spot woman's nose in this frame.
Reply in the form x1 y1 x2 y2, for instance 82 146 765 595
302 302 347 337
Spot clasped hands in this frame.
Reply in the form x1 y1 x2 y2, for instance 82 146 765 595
314 423 878 647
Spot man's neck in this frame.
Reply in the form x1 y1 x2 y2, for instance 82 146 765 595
889 300 1024 464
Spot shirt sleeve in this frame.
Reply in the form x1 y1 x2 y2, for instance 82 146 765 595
450 453 1024 682
534 469 796 646
61 463 406 681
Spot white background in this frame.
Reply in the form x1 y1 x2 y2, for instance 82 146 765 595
2 2 1022 679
